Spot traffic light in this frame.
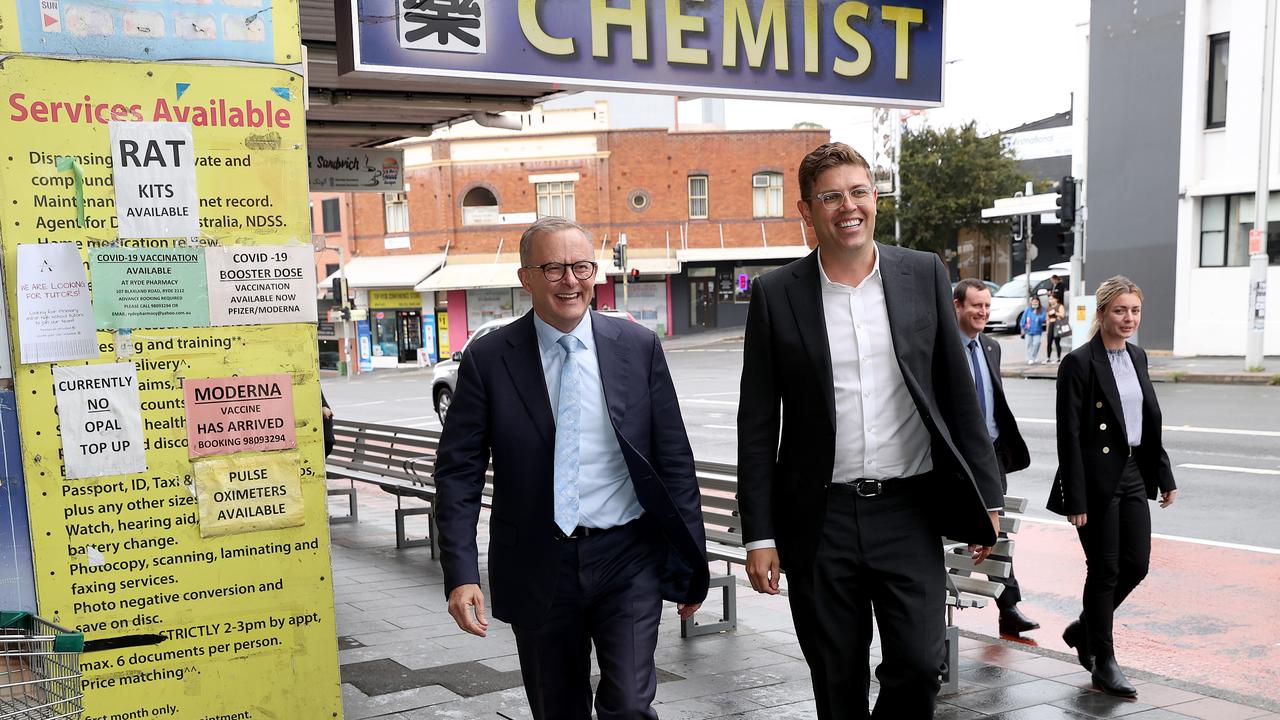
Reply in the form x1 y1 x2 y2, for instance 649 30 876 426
1057 232 1072 256
1012 237 1026 266
1009 214 1023 243
1056 176 1076 231
1010 214 1026 264
612 242 627 271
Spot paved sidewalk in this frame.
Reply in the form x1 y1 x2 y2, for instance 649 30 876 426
329 486 1279 719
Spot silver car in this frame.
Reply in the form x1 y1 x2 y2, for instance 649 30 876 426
431 316 518 423
986 264 1071 333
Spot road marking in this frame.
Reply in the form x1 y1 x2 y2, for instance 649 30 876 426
344 400 389 407
1017 515 1280 555
703 425 737 431
1016 417 1280 437
379 414 439 424
1178 463 1280 476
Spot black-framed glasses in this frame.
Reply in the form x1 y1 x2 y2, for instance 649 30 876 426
523 260 597 282
811 185 875 210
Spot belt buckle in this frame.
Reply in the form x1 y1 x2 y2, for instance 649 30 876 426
855 479 883 498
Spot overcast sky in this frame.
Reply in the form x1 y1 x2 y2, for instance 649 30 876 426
705 0 1090 148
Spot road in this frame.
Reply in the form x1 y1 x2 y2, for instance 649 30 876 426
324 339 1280 551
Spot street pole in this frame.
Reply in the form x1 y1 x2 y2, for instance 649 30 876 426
1247 0 1276 371
1024 181 1034 303
619 232 629 314
337 243 354 380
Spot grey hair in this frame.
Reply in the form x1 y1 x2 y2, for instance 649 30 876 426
519 216 591 265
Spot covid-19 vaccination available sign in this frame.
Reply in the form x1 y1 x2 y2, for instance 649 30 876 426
337 0 944 107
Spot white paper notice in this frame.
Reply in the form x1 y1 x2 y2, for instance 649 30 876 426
110 121 199 239
205 246 318 326
16 243 98 365
53 362 147 479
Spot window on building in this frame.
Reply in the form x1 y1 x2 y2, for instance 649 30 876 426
384 192 409 234
688 175 708 219
462 186 499 226
1200 192 1280 267
1206 33 1229 129
733 265 772 304
536 181 575 220
321 198 341 233
752 172 784 218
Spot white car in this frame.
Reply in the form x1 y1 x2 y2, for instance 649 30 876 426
431 316 517 423
986 263 1071 333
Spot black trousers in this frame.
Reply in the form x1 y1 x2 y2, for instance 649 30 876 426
511 518 664 720
1075 457 1151 659
787 483 944 720
991 449 1021 610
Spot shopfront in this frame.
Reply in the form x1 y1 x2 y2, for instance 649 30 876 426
671 247 811 335
368 288 426 367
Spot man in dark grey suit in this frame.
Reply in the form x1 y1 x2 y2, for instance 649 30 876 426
953 278 1039 636
737 143 1003 719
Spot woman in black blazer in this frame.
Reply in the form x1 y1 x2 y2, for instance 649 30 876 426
1048 276 1177 698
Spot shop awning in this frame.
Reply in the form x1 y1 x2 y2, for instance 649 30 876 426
318 253 446 290
675 246 812 263
415 262 523 292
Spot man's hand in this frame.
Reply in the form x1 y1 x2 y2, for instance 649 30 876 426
1159 489 1178 509
322 406 334 420
1068 513 1087 528
447 584 488 637
746 548 781 595
970 510 1001 564
676 603 701 621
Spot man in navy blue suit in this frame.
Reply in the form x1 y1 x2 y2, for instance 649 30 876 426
434 216 709 720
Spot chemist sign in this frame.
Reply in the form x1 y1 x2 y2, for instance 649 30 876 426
52 363 146 479
204 246 318 326
192 451 305 537
109 122 199 238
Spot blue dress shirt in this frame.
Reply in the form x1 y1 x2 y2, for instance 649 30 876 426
960 330 1001 442
533 311 644 529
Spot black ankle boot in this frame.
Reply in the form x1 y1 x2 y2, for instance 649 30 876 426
999 606 1041 635
1091 654 1137 698
1062 620 1092 671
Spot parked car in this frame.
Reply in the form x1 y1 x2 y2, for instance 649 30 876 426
431 316 518 423
986 263 1071 333
597 309 640 323
951 279 1001 295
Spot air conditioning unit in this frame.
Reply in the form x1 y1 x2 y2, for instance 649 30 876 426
385 191 408 203
752 175 771 188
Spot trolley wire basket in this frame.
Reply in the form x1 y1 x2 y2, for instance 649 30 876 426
0 612 84 720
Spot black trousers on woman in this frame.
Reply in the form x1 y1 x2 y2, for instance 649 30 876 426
1075 457 1151 658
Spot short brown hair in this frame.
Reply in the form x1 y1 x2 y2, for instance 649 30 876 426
797 142 873 202
1091 275 1144 338
953 278 991 305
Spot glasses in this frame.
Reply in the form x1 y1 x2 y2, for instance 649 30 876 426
523 260 598 282
811 186 875 210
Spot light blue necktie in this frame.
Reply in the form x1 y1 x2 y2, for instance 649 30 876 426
553 335 581 536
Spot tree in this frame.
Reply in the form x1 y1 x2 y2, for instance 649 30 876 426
792 121 824 129
874 122 1026 254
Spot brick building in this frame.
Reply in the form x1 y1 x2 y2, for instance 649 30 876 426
312 125 830 369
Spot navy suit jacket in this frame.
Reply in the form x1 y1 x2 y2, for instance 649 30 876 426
434 311 709 628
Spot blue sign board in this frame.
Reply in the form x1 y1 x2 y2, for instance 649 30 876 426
356 320 373 372
422 313 438 365
339 0 944 107
0 390 36 612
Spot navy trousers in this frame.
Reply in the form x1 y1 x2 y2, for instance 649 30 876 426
511 518 665 720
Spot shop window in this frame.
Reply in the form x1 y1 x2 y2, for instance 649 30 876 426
752 172 783 218
688 176 708 219
1200 192 1280 267
536 181 575 220
384 192 409 234
462 186 499 225
733 265 771 304
1206 33 1229 129
321 198 341 233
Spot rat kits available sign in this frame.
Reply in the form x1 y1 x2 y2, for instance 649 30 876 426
109 122 199 239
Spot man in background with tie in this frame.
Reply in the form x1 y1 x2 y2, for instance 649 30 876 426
953 278 1039 636
433 216 708 720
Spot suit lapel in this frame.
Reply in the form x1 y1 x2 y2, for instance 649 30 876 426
592 313 630 428
980 333 1004 394
501 314 555 445
785 252 835 430
877 244 917 383
1089 335 1125 421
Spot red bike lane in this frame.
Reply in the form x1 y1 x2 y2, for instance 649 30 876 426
951 521 1280 707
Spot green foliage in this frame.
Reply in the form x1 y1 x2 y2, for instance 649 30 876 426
874 122 1027 252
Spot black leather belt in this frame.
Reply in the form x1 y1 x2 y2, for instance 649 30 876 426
830 471 930 498
554 524 621 541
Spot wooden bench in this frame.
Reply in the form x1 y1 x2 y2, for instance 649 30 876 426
326 419 442 552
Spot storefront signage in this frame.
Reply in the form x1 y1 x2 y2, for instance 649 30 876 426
307 148 405 192
338 0 944 107
368 288 422 309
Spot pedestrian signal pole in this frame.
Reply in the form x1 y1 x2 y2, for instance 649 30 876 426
1247 0 1276 371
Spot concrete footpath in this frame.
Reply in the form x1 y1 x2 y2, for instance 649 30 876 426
328 486 1280 720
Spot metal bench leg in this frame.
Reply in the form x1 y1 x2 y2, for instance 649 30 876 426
681 573 736 638
429 512 439 560
940 621 960 696
395 506 434 549
327 481 358 524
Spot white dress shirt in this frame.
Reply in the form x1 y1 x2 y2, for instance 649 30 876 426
534 311 643 529
744 247 933 552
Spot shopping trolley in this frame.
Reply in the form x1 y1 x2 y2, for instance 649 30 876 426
0 612 84 720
